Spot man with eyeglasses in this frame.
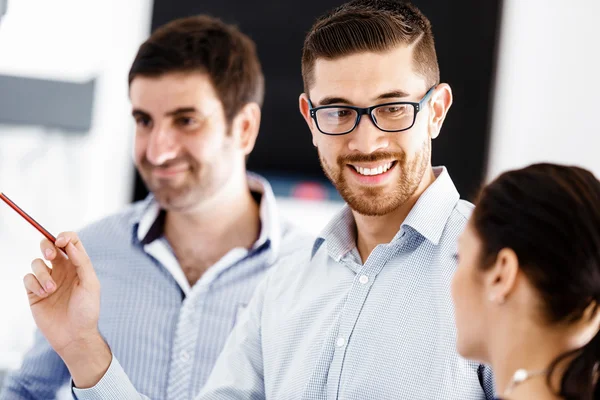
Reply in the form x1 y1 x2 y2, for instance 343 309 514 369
14 1 495 399
197 1 495 399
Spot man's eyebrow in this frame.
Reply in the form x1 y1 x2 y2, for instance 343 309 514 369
315 90 411 106
132 109 150 118
373 90 411 101
316 96 354 106
165 107 198 116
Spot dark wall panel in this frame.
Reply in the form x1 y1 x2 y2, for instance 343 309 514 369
134 0 501 202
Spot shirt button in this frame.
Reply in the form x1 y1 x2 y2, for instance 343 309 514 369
180 350 191 362
359 275 369 284
336 337 346 347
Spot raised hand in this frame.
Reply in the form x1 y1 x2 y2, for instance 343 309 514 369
23 232 112 388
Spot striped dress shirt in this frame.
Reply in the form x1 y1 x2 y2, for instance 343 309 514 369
0 173 311 400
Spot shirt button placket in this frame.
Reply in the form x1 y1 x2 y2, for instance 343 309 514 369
327 271 374 399
167 295 202 400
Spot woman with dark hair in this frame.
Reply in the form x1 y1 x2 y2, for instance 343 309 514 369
452 163 600 400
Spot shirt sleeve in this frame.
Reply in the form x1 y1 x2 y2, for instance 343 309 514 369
74 265 271 400
196 269 270 400
0 330 70 400
72 356 148 400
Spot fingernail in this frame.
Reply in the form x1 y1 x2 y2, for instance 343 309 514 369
38 288 47 297
45 281 55 292
44 249 53 259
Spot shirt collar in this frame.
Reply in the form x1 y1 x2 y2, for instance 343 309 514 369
133 172 282 257
248 172 281 255
311 206 355 262
401 166 460 245
311 166 460 259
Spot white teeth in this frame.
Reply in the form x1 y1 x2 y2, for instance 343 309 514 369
353 162 394 176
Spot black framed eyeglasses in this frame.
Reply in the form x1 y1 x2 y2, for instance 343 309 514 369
308 86 436 136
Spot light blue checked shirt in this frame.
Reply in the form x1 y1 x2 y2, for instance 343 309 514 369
196 166 495 400
68 167 495 400
1 173 311 400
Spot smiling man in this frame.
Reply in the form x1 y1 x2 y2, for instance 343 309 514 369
1 15 308 400
197 1 496 398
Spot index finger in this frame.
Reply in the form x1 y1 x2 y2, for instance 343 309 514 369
39 238 66 261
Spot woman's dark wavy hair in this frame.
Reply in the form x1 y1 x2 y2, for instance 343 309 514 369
472 163 600 400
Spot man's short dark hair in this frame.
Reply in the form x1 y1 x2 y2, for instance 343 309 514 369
302 0 439 93
129 15 264 122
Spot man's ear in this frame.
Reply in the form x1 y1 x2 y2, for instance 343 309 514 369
428 84 453 140
299 93 318 147
231 102 261 155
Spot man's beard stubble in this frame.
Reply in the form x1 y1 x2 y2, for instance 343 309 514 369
140 157 194 207
319 140 431 216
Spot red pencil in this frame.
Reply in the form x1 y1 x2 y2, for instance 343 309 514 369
0 192 57 244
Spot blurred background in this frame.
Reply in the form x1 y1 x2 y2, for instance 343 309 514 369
0 0 598 386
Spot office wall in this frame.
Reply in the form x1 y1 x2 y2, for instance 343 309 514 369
138 0 502 202
0 0 153 370
487 0 600 180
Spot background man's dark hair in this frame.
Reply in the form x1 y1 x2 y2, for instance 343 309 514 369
129 15 264 123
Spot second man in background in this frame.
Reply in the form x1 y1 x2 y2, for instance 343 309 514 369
1 15 310 400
